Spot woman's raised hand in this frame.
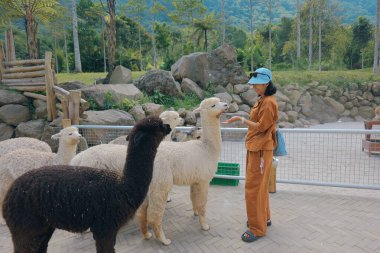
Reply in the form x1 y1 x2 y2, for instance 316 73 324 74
222 116 243 124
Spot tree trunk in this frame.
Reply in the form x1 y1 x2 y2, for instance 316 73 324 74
362 49 364 69
101 21 107 73
204 29 208 52
71 0 82 72
374 0 380 73
107 0 117 74
296 0 301 59
138 25 143 71
249 0 254 72
268 0 272 69
308 1 313 70
222 0 225 45
318 3 322 72
151 0 158 69
25 12 39 59
54 36 59 73
64 32 69 73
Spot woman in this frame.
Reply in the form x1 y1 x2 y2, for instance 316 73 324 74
223 68 278 242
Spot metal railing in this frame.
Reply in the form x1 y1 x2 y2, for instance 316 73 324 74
74 125 380 190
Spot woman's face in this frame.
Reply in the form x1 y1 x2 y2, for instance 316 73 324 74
251 83 269 96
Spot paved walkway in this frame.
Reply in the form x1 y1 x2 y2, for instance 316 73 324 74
1 183 379 253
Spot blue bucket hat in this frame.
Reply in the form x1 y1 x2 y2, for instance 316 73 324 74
248 68 272 85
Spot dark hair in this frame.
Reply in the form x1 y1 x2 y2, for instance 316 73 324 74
264 81 277 96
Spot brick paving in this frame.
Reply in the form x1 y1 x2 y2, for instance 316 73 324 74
1 183 379 253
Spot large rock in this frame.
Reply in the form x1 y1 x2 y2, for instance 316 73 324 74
134 70 181 96
181 78 204 99
142 103 164 116
41 125 61 152
81 84 143 109
232 94 243 104
275 90 291 103
214 92 233 104
0 104 31 126
283 88 302 106
109 65 132 84
171 44 248 89
0 89 28 106
286 111 298 123
228 102 239 113
128 105 146 122
358 106 375 119
58 81 85 91
233 84 250 94
299 92 312 117
324 97 345 115
372 82 380 96
214 85 227 93
33 100 48 119
308 96 338 123
81 110 136 145
0 123 14 141
184 111 197 125
240 89 258 106
239 104 251 113
15 119 46 139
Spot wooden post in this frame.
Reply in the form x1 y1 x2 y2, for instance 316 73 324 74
62 95 70 119
61 119 72 128
0 43 4 82
5 29 16 62
69 90 81 125
269 158 278 193
45 52 57 121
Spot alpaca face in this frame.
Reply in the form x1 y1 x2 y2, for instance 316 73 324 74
131 117 172 147
193 97 229 118
159 111 183 130
52 127 82 145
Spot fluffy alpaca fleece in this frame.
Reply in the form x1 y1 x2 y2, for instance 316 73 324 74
108 111 183 145
0 127 81 224
2 116 171 253
375 106 380 120
137 97 228 245
0 137 52 158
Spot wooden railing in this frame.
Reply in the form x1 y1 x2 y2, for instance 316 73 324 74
0 44 88 124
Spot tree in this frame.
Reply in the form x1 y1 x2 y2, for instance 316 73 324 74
193 12 219 52
221 0 225 44
296 0 301 59
150 0 166 69
374 0 380 73
226 26 247 49
2 0 59 59
308 0 314 70
249 0 254 72
100 0 116 76
72 0 82 72
264 0 274 69
352 16 373 69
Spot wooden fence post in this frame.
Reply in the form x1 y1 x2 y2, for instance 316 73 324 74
4 29 16 62
61 119 72 128
45 52 57 121
69 90 81 125
0 43 4 82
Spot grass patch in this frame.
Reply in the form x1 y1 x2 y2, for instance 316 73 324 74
56 71 146 85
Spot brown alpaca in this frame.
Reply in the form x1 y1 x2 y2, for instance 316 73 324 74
2 116 171 253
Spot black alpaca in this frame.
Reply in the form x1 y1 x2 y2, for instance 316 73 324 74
2 116 171 253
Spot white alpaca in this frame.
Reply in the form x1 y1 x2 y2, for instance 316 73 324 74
70 98 228 245
0 137 52 158
108 111 183 145
0 127 82 224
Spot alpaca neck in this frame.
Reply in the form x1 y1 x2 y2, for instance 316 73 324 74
121 139 158 209
54 140 78 165
200 112 222 155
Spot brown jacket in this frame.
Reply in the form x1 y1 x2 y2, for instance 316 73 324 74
245 95 279 151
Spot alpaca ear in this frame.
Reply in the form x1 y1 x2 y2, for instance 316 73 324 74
126 135 130 141
193 107 201 114
51 133 61 140
133 132 147 146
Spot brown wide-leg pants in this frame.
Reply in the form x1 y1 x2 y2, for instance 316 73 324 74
245 150 272 237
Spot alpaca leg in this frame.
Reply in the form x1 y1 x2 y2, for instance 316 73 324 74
10 225 54 253
0 174 13 225
36 226 55 253
190 184 199 216
193 182 210 231
136 198 152 239
92 231 117 253
147 190 171 245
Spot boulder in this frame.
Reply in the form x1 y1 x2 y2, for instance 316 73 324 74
142 103 164 116
358 106 375 119
0 104 31 126
177 108 187 117
283 88 302 106
233 84 250 94
324 97 345 115
278 111 289 122
181 78 204 99
128 105 146 122
241 89 258 106
81 84 143 109
350 107 359 117
228 102 239 113
226 83 234 93
239 104 251 113
214 92 233 104
371 82 380 96
58 81 86 91
299 92 312 117
286 111 298 123
277 101 286 111
0 123 14 141
344 102 354 110
134 69 181 96
0 90 28 106
184 111 197 125
275 90 291 103
231 94 243 104
214 85 227 93
15 119 46 139
293 120 304 128
41 125 61 152
363 91 374 101
33 100 48 119
308 96 338 123
171 44 248 88
109 65 132 84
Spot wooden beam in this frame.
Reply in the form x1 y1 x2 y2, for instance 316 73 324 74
53 85 70 96
45 52 57 121
69 90 81 125
4 82 46 86
3 70 45 79
61 119 71 128
4 65 45 73
2 77 45 84
23 92 47 101
4 59 45 67
7 86 46 91
0 43 4 82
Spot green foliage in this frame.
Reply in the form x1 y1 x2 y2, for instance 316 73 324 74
150 89 175 107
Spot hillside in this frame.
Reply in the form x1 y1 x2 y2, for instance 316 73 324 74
117 0 375 29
